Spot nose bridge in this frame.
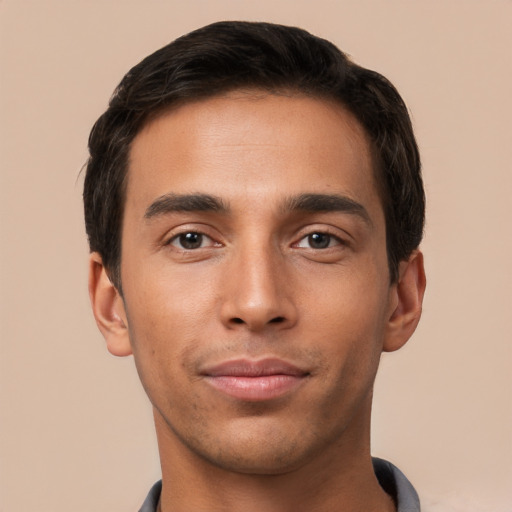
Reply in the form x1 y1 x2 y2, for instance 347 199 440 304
221 234 296 331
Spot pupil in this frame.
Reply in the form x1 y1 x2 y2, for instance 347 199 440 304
309 233 330 249
180 232 202 249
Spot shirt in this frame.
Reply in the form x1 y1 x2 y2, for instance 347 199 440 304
138 457 420 512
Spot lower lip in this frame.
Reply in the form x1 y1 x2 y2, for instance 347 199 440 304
204 375 305 401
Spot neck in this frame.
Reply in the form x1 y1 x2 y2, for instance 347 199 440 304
153 402 395 512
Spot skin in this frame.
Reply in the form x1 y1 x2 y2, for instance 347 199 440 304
89 91 426 512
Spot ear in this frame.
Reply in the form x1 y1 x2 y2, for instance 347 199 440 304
88 252 132 356
383 250 426 352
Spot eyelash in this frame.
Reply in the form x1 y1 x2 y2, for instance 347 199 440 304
165 228 347 252
294 231 346 250
166 231 219 250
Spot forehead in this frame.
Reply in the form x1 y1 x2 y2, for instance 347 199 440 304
126 91 381 221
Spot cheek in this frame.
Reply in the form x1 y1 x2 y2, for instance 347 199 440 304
125 257 219 334
121 265 217 394
305 262 390 377
305 259 390 334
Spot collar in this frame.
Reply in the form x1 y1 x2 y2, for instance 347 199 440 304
139 457 420 512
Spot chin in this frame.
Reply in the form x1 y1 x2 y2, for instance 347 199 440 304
183 419 329 476
201 442 307 475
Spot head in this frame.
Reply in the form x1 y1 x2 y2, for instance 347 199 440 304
84 21 424 291
85 21 426 481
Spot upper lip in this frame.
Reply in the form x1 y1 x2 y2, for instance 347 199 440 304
201 358 309 377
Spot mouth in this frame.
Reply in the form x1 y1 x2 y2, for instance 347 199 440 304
200 358 310 402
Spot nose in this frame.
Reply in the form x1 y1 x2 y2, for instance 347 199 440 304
220 244 298 332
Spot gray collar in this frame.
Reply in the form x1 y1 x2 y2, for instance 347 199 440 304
139 457 420 512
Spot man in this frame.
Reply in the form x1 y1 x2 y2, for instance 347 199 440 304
84 21 426 512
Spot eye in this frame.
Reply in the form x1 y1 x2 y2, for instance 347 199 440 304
168 232 215 250
295 232 342 249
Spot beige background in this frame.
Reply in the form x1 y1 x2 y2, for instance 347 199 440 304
1 1 511 511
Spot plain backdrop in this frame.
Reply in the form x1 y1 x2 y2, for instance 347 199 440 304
1 1 511 511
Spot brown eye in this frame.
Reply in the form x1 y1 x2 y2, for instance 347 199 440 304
170 232 208 250
295 232 341 249
307 233 331 249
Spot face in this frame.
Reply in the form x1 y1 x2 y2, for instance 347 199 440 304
106 92 405 474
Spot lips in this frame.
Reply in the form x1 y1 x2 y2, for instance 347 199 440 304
201 358 309 401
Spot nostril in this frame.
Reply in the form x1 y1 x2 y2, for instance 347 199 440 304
230 316 285 325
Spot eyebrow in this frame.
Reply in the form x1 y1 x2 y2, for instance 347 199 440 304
144 192 371 226
283 193 372 226
144 193 229 219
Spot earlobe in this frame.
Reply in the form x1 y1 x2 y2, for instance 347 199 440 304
383 250 426 352
88 252 132 357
